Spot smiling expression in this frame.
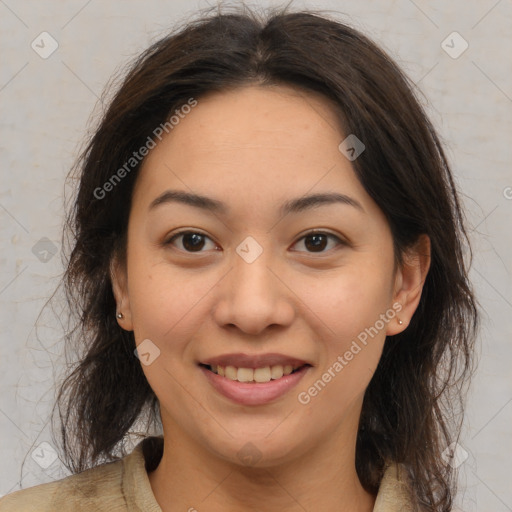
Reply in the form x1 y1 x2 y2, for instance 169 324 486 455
111 84 416 466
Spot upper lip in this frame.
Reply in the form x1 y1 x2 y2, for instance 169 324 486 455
200 353 312 369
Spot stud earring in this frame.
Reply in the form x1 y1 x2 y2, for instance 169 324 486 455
397 318 403 325
116 312 123 319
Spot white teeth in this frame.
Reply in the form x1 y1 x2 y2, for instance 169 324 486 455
237 368 254 382
208 363 304 383
225 366 238 380
270 365 284 379
254 366 271 383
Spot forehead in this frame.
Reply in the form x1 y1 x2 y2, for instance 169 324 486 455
159 85 344 160
133 85 376 219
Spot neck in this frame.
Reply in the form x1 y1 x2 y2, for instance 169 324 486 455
148 414 376 512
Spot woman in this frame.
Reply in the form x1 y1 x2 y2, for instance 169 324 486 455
0 5 478 511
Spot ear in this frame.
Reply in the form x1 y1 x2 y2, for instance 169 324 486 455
110 254 134 331
386 234 431 336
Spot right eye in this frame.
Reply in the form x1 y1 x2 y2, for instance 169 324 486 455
165 230 219 253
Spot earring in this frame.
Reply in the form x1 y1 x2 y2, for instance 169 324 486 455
397 318 403 325
116 312 123 319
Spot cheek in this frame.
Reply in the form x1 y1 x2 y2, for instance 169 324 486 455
294 273 391 423
126 252 216 346
307 263 393 339
301 262 394 397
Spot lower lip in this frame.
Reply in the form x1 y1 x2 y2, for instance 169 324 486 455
200 365 310 406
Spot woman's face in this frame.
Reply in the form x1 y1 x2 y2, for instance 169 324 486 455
113 85 423 466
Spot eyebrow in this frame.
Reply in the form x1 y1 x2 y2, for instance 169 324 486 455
148 189 364 215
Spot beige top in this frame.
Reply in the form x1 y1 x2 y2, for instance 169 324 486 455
0 436 419 511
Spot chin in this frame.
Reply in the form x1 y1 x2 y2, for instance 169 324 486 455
198 425 314 469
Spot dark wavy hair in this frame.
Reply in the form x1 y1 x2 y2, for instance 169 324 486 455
52 4 478 511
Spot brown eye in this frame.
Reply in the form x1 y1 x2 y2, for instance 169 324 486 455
293 232 344 253
166 231 217 253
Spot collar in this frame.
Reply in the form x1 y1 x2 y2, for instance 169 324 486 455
123 436 418 511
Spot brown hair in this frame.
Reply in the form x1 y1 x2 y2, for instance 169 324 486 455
53 5 478 511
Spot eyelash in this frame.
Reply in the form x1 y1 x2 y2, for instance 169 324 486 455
164 230 346 254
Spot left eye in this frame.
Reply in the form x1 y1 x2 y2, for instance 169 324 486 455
165 231 344 254
292 232 344 253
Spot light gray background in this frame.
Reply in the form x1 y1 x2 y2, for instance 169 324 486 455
1 0 511 510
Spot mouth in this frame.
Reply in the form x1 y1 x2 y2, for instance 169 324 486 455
199 363 309 383
198 353 312 405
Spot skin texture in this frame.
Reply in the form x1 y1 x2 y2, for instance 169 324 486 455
111 85 431 512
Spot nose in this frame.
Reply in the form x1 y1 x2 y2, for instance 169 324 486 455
212 240 295 336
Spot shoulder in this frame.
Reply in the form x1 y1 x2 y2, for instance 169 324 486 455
375 462 424 512
0 436 163 512
0 457 125 512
